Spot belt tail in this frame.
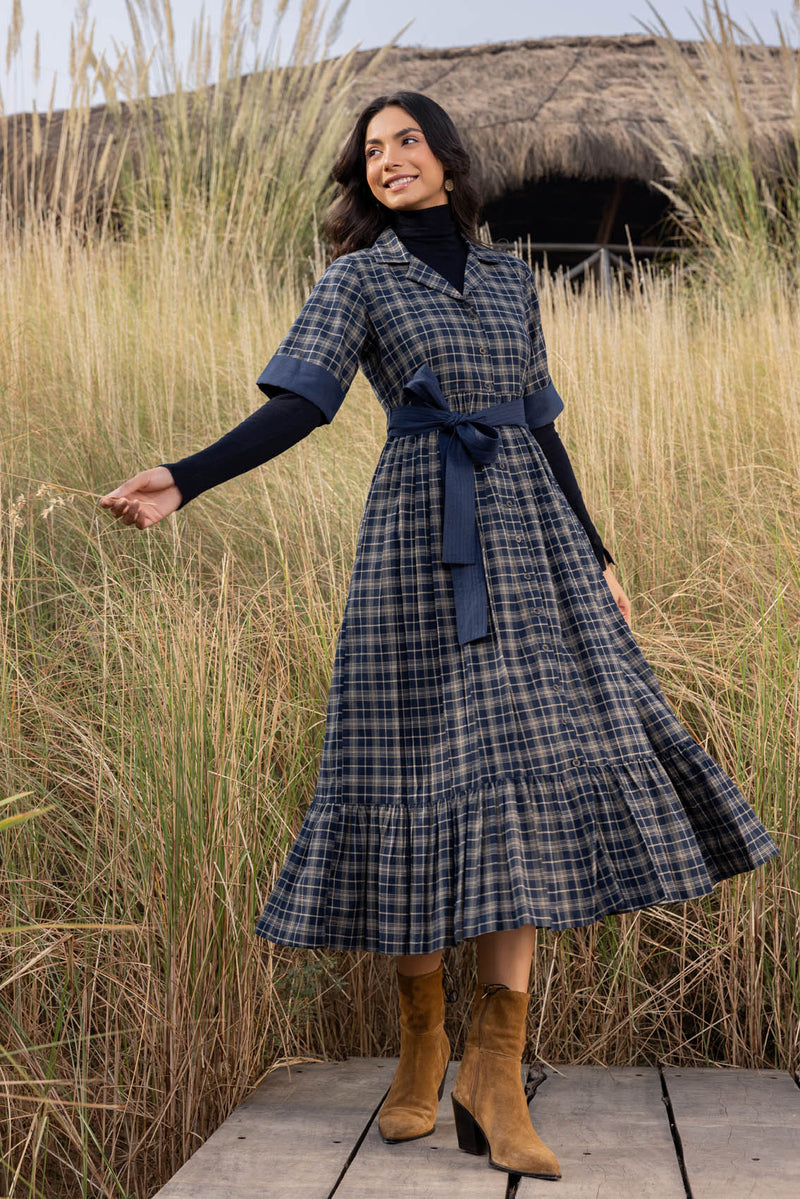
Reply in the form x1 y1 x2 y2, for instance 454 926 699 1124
437 429 476 565
451 525 489 645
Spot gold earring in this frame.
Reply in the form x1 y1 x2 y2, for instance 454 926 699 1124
444 177 454 192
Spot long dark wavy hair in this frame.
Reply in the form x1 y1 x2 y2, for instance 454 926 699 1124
323 92 483 259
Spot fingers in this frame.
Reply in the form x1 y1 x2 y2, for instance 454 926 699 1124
107 497 142 526
100 468 167 506
99 492 135 521
99 492 160 529
99 494 128 514
99 468 175 529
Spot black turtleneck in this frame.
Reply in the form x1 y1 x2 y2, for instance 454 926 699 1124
388 202 468 293
162 202 613 570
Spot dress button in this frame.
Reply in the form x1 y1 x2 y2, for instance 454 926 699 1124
505 499 513 507
515 535 523 543
573 757 584 767
479 346 487 355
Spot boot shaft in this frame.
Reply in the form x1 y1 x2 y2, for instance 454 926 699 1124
464 983 530 1059
396 963 446 1035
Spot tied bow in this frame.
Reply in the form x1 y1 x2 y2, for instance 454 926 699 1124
387 366 527 645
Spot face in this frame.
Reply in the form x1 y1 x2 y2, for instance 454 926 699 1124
364 105 448 212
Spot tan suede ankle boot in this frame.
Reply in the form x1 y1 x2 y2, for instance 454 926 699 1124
451 982 561 1180
378 962 451 1144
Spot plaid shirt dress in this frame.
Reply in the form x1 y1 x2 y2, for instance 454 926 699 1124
254 224 778 955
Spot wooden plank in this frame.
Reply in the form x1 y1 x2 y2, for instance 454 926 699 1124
152 1061 800 1198
516 1065 685 1198
333 1060 508 1197
663 1067 800 1198
153 1058 389 1198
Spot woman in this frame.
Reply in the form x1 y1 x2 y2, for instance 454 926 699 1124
100 92 778 1182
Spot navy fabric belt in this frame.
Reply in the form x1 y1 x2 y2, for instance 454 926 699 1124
386 365 527 646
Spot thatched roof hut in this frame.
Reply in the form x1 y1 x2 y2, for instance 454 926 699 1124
349 33 795 188
341 33 798 260
1 33 795 263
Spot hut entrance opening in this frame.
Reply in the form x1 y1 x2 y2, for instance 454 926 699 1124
480 175 673 276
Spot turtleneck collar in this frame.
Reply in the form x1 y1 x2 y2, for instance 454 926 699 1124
389 202 460 241
384 200 468 293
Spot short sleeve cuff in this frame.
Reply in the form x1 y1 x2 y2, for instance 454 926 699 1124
256 354 344 425
523 377 565 429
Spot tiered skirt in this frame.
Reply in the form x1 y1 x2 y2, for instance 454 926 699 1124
255 423 778 953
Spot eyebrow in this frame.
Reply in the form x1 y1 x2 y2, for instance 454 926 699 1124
364 126 422 148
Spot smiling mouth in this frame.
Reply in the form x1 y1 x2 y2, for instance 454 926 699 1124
384 176 418 191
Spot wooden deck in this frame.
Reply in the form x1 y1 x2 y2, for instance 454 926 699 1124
154 1060 800 1198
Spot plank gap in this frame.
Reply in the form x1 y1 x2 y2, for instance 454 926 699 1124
658 1064 694 1199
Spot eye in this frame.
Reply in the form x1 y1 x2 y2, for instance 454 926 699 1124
365 135 420 158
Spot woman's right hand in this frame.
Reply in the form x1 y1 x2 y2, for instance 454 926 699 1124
99 466 182 529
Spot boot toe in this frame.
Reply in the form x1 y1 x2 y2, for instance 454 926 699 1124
378 1106 435 1142
490 1142 561 1179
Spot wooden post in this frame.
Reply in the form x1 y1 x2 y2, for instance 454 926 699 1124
600 245 612 301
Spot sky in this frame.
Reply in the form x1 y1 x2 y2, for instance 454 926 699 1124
2 0 797 114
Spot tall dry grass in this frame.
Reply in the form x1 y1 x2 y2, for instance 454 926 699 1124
0 2 798 1197
642 1 800 288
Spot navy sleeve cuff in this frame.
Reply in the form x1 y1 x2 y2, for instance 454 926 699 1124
257 355 345 425
523 378 565 429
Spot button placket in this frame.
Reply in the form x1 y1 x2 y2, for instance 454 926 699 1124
459 298 489 386
550 646 580 753
467 291 494 388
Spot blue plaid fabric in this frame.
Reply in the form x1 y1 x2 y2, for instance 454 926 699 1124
254 226 779 954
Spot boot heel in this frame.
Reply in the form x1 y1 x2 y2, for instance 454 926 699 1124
452 1096 487 1156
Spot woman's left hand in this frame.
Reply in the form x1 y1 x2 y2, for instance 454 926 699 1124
603 564 631 627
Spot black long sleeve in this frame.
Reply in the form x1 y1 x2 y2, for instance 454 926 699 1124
531 421 614 571
161 391 324 508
